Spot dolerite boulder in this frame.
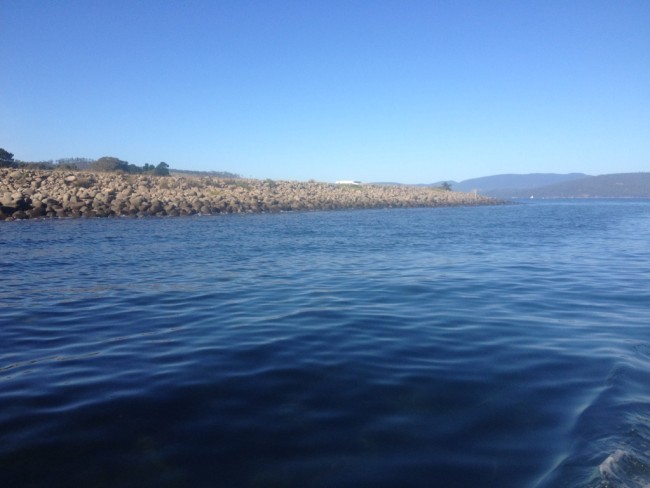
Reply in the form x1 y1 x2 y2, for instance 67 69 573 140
0 191 31 212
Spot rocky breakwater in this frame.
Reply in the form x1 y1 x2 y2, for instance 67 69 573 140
0 168 499 220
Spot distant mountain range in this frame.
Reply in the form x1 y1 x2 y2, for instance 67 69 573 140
428 172 650 198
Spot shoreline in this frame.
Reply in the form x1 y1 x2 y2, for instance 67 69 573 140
1 168 501 221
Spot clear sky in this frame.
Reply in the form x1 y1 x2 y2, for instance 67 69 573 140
2 0 648 183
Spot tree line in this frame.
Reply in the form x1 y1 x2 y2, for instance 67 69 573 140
0 148 169 176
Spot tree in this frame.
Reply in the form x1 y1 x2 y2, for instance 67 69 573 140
90 156 129 172
440 181 452 191
56 157 95 170
154 162 170 176
0 148 15 167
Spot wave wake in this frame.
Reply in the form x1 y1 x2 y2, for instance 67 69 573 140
599 449 650 488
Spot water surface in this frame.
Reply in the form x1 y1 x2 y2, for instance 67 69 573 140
1 200 649 487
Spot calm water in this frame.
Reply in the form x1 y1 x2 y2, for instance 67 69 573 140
1 200 650 487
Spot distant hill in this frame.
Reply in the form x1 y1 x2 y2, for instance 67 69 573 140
425 172 650 198
439 173 590 196
508 173 650 198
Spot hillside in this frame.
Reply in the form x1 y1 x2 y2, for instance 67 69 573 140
426 172 649 198
445 173 590 196
509 173 650 198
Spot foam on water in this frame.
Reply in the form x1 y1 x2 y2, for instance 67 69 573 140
599 450 650 488
536 343 650 488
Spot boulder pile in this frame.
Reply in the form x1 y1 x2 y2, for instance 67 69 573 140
0 168 499 220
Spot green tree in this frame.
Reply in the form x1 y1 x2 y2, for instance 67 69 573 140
0 148 15 167
91 156 129 172
440 181 452 191
154 162 170 176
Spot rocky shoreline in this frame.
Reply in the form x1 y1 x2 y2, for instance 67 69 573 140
0 168 500 220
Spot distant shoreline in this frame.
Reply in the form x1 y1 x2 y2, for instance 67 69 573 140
0 168 501 221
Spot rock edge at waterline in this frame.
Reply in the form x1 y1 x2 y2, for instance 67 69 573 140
0 169 501 220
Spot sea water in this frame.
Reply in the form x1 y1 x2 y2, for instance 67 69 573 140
1 200 649 487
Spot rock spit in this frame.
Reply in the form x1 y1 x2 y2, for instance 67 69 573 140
0 168 501 220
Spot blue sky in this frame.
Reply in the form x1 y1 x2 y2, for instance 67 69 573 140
2 0 648 183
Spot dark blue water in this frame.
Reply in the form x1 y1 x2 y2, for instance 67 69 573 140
2 200 650 487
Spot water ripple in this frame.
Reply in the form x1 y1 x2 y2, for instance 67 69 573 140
2 201 650 487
